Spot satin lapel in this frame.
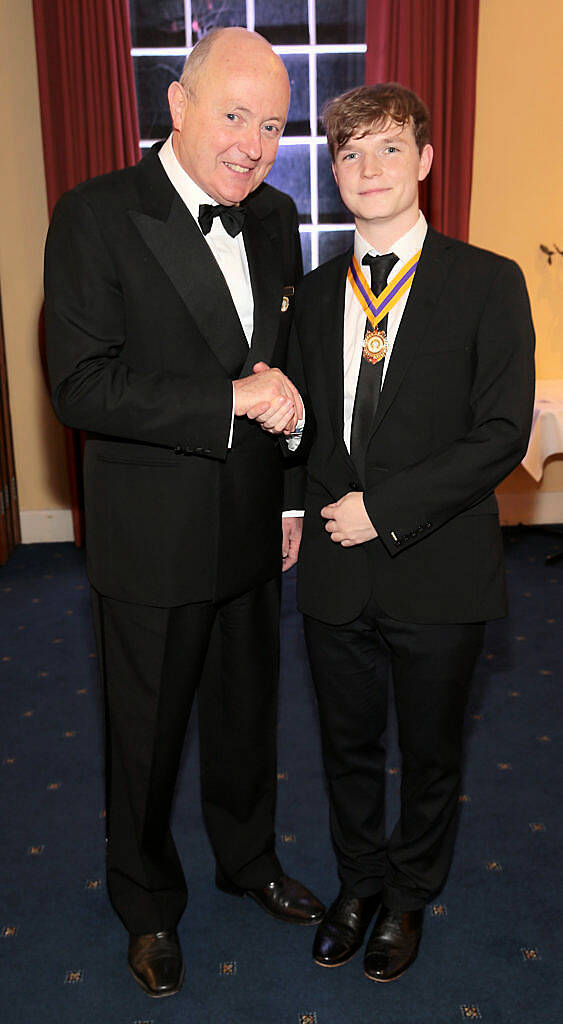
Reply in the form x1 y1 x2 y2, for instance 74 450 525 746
129 192 248 378
239 206 283 376
371 228 454 433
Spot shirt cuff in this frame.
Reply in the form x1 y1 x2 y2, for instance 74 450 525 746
286 411 305 451
282 510 304 518
228 384 236 448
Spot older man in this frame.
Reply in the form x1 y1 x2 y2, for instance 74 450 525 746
45 28 322 998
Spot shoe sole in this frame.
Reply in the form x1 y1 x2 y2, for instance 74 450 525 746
246 890 324 925
217 879 323 926
128 961 185 998
313 947 362 968
363 951 419 983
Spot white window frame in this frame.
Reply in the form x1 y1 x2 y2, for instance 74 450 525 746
131 0 365 268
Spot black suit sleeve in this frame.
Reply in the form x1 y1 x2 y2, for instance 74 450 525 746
364 259 535 555
45 192 233 457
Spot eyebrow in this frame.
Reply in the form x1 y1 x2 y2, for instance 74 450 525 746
340 133 406 151
230 104 284 123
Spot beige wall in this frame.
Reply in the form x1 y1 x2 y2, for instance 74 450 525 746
0 0 70 519
0 0 561 531
470 0 563 521
470 0 563 379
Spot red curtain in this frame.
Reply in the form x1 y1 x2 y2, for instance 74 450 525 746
365 0 480 241
33 0 141 544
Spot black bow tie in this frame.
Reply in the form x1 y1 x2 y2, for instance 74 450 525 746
198 203 246 238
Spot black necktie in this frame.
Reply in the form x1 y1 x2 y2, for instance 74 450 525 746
198 203 246 238
350 252 399 477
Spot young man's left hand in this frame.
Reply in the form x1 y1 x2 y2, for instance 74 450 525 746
321 492 377 547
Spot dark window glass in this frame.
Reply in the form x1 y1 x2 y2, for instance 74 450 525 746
319 230 354 265
316 0 365 44
265 146 311 222
134 57 184 139
280 56 310 136
317 145 353 224
255 0 309 44
191 0 247 42
129 0 186 48
299 231 312 275
317 52 365 129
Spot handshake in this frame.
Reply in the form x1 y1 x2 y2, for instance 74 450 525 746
233 361 303 437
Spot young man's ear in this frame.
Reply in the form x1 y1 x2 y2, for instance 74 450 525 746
418 144 433 183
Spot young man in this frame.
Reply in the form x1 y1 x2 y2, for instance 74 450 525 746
45 28 322 999
293 84 534 982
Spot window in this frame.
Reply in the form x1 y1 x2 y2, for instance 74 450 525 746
129 0 366 271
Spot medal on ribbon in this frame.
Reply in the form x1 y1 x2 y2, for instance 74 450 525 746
347 249 422 364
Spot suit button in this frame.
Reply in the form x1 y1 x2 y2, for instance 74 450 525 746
349 481 361 491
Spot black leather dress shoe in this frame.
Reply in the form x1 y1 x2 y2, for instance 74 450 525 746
312 891 380 967
216 868 325 925
127 929 185 997
364 905 424 982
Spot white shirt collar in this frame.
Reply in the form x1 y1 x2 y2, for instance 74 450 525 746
354 211 428 266
159 133 219 223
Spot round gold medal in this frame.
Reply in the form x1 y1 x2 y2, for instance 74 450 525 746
362 328 387 365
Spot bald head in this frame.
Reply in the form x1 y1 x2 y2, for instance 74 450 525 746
168 28 290 205
180 28 289 103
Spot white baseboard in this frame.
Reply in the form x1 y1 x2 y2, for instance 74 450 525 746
19 509 75 543
497 491 563 526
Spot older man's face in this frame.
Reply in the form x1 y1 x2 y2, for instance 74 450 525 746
169 35 289 205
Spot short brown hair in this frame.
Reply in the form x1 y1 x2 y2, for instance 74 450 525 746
322 83 431 160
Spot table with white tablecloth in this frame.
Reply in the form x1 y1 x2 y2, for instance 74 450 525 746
521 379 563 482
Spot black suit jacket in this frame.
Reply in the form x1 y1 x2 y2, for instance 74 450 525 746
294 227 535 625
45 144 303 606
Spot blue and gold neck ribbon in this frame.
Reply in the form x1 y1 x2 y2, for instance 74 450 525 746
347 249 422 331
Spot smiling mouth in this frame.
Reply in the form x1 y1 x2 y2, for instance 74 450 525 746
224 162 252 174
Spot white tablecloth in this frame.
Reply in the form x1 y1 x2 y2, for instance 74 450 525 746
521 379 563 482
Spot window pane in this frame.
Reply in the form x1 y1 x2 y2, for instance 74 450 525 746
255 0 308 44
316 0 365 44
133 56 184 139
319 230 354 265
265 146 311 223
299 231 312 275
191 0 247 41
317 145 353 224
317 53 365 129
129 0 186 48
280 56 310 136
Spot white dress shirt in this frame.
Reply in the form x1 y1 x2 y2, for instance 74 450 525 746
159 134 303 515
159 134 254 342
343 212 428 452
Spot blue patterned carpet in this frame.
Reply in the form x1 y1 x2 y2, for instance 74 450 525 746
1 529 561 1024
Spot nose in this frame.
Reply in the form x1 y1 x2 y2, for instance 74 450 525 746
239 124 262 162
363 154 383 177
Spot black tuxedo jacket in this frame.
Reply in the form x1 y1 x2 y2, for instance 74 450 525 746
294 227 535 625
45 144 303 606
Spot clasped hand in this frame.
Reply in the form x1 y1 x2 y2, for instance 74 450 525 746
321 492 378 546
233 362 303 436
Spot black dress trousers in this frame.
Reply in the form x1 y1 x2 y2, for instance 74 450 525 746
92 577 282 935
304 588 485 910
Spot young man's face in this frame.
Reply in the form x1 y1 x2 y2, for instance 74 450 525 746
332 119 433 240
